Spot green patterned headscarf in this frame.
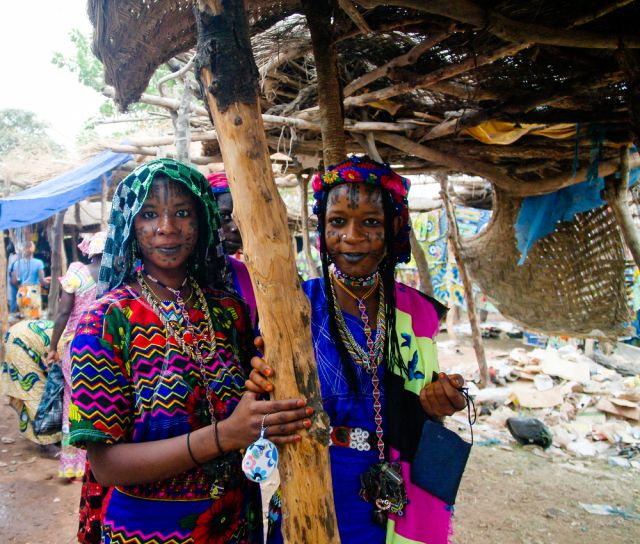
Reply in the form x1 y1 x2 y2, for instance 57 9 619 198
98 158 228 296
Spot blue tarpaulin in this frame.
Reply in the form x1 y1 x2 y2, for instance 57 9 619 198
0 150 132 230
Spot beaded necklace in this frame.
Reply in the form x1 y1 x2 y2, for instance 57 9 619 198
332 265 378 288
330 272 386 461
137 268 244 498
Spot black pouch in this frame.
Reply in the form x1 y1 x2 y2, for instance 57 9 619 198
410 388 474 506
34 362 64 436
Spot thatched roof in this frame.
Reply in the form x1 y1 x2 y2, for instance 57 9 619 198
89 0 640 191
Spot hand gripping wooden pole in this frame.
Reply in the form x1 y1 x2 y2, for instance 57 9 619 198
194 2 339 542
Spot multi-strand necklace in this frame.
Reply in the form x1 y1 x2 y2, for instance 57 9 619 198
331 270 408 521
137 268 244 498
330 270 386 461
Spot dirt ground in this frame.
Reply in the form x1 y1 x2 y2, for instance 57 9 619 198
0 334 639 543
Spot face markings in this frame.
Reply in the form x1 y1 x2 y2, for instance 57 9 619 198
133 177 199 269
323 183 388 276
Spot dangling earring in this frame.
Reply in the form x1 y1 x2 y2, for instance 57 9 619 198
130 239 141 272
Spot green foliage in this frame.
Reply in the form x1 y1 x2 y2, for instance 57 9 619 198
0 108 63 155
51 29 105 93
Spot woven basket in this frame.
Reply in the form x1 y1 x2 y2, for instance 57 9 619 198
461 189 633 338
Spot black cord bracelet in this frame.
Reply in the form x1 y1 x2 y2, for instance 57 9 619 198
186 432 202 466
213 420 225 454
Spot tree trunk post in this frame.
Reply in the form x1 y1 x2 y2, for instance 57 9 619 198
72 203 81 263
439 177 490 387
193 2 339 542
101 175 109 230
0 233 9 361
301 0 346 166
603 145 640 269
298 172 320 279
409 228 433 296
47 211 65 320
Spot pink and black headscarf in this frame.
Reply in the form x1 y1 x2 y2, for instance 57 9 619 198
311 155 412 264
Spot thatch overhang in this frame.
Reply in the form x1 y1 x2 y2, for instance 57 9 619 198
89 0 640 189
87 0 640 337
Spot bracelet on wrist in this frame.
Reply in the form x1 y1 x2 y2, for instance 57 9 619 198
186 431 202 466
213 420 225 455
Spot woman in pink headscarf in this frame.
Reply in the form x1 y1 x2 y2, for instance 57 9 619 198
207 171 257 324
47 231 106 480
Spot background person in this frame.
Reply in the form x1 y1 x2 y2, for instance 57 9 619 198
47 231 106 481
11 241 49 319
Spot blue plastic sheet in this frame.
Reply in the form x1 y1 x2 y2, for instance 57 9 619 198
0 150 132 230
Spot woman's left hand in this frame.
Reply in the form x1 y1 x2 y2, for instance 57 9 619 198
246 336 274 394
420 373 467 418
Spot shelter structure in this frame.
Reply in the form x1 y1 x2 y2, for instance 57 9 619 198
88 0 640 338
85 0 640 541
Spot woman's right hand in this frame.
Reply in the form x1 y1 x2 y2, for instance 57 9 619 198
245 336 275 394
218 390 312 451
46 350 59 365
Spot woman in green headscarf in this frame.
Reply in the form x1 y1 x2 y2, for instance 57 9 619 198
68 158 312 544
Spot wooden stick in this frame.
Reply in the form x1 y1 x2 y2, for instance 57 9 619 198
344 43 530 107
47 211 65 320
298 173 320 279
343 26 456 97
439 177 489 388
336 0 371 33
358 0 640 47
100 175 108 230
603 146 640 269
409 229 433 296
0 233 8 361
194 2 339 542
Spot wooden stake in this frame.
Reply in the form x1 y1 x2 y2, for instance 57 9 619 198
193 2 339 542
439 177 489 387
603 146 640 269
409 228 433 296
299 173 320 279
301 0 346 165
101 175 108 230
47 211 65 320
0 233 9 361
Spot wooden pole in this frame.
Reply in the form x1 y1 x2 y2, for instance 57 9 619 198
603 145 640 269
0 233 9 361
301 0 347 165
299 173 320 279
439 177 489 387
409 228 433 296
101 175 108 230
193 2 339 542
71 203 81 263
47 211 65 320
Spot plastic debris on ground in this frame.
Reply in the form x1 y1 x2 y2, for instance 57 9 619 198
454 338 640 470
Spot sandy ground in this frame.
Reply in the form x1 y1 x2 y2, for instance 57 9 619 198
0 334 639 543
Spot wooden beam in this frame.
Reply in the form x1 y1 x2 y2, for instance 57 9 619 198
302 0 347 165
337 0 371 33
357 0 640 47
409 229 433 296
343 26 456 97
424 71 624 141
193 2 339 543
374 132 518 187
47 211 65 320
344 43 530 107
0 234 8 361
603 146 640 269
